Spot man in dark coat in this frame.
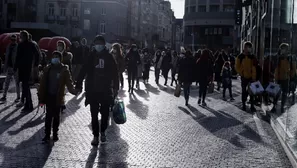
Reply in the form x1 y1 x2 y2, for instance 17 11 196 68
76 35 119 146
14 30 40 112
125 44 141 93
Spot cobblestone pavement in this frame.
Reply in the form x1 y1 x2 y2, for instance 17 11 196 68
0 70 292 168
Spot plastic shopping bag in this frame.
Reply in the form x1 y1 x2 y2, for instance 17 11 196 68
249 81 264 95
113 99 126 124
265 82 281 97
174 84 181 97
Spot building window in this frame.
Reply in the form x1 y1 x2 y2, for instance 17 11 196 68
48 4 54 16
84 19 90 30
72 6 78 16
190 6 196 12
101 8 106 15
218 28 222 34
209 5 220 12
100 21 106 34
60 6 66 16
209 28 213 35
214 28 218 34
205 28 208 35
84 8 91 14
198 5 206 12
223 5 234 12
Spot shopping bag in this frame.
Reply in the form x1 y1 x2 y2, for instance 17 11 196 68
265 82 281 97
249 81 264 95
174 84 181 97
113 99 126 124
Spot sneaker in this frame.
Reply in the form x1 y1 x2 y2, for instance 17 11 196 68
91 137 99 146
53 134 59 142
21 107 33 113
42 135 50 143
100 133 107 142
16 102 24 108
202 101 207 106
185 100 189 106
198 99 201 104
230 97 235 101
0 96 6 101
14 98 20 103
223 97 227 101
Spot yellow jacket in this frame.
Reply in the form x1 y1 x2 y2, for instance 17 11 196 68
275 57 297 81
235 53 257 80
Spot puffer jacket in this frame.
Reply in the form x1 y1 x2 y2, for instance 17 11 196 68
275 56 297 81
235 53 257 80
38 64 76 106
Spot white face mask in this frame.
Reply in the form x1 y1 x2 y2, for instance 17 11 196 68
94 45 104 52
112 49 117 54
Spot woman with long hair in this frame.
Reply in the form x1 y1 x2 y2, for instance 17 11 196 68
196 49 214 106
111 43 125 88
214 50 226 91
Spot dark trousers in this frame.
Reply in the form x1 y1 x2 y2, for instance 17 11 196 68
155 68 160 83
127 68 137 89
223 87 233 98
45 95 60 136
241 77 254 107
199 80 207 101
22 80 33 109
119 73 124 87
90 102 110 137
162 69 170 84
274 80 289 108
171 68 177 85
143 64 150 80
183 82 191 101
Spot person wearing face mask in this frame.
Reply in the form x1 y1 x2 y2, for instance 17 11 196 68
125 44 141 93
38 51 78 143
142 48 152 84
14 30 40 112
235 41 257 112
271 43 297 113
76 35 119 145
0 34 21 103
57 41 73 74
111 43 125 88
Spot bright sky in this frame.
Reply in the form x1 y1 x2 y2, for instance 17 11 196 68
169 0 185 18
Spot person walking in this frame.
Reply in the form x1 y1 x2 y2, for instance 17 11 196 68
221 61 234 101
80 38 90 64
171 51 179 86
76 35 119 145
214 50 226 91
136 49 144 88
196 49 214 106
142 48 152 84
0 34 21 102
126 44 140 93
161 50 172 86
38 51 78 142
154 50 162 84
235 42 257 112
178 50 195 106
111 43 125 88
272 43 297 113
14 30 40 112
71 41 81 79
58 41 73 75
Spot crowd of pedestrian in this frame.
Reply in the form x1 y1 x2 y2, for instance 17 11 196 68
0 30 296 146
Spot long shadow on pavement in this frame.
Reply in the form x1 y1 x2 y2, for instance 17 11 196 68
178 105 265 148
144 84 160 95
126 94 148 120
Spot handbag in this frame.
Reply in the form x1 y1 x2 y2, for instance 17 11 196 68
208 82 215 93
113 99 126 124
174 84 181 97
249 81 264 95
265 82 281 97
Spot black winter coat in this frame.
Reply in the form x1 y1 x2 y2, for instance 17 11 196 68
15 40 40 82
76 48 119 105
178 56 195 83
126 50 140 70
161 53 172 71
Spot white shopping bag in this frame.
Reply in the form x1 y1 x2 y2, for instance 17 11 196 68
249 81 264 95
265 82 280 97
